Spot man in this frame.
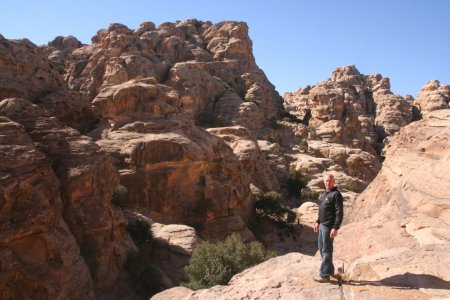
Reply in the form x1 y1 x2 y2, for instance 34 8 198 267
313 173 344 283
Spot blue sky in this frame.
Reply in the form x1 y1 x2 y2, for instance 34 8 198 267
1 0 449 97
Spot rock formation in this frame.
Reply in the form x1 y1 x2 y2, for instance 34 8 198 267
283 66 392 205
207 126 280 193
124 209 200 287
46 20 285 241
0 98 137 298
415 80 450 115
0 116 96 299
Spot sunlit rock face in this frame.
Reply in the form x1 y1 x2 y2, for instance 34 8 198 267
285 65 413 152
335 109 450 299
61 20 282 131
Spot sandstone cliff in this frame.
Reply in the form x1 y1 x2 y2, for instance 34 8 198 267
55 20 285 241
0 35 137 298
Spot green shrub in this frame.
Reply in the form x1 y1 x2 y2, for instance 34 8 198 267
308 126 317 138
298 140 309 152
286 167 307 197
112 184 128 208
125 253 163 297
255 192 296 224
183 233 275 290
300 190 320 200
263 134 282 144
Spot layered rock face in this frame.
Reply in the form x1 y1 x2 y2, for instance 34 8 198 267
207 126 280 194
88 78 255 240
1 20 283 297
0 98 136 298
0 116 95 300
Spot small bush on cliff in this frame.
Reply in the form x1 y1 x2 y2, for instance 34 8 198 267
300 190 320 201
112 184 128 208
286 167 307 197
255 191 296 224
183 233 275 290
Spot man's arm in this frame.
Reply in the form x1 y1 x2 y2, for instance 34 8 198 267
314 194 321 232
333 192 344 230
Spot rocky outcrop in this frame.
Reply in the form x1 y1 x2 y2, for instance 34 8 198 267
152 251 433 300
364 73 414 139
415 80 450 115
0 98 136 297
285 65 413 151
151 253 343 300
41 20 285 241
335 109 450 298
63 20 282 131
281 65 422 202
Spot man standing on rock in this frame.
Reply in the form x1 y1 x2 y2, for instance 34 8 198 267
313 173 344 283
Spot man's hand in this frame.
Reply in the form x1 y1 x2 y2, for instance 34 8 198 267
314 222 319 233
330 228 338 238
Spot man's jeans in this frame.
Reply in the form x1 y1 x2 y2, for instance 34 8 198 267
318 224 334 278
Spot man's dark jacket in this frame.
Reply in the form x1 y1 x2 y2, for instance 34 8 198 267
316 187 344 229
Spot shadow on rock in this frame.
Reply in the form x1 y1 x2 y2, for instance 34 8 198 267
346 272 450 290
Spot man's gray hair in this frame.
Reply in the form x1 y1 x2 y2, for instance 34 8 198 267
322 173 334 179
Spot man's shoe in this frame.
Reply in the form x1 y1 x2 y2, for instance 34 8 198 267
331 274 341 280
313 276 330 283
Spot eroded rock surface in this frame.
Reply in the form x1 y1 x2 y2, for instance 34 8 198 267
0 98 136 298
0 116 95 299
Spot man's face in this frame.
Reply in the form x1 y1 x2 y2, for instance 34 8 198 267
324 175 335 191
